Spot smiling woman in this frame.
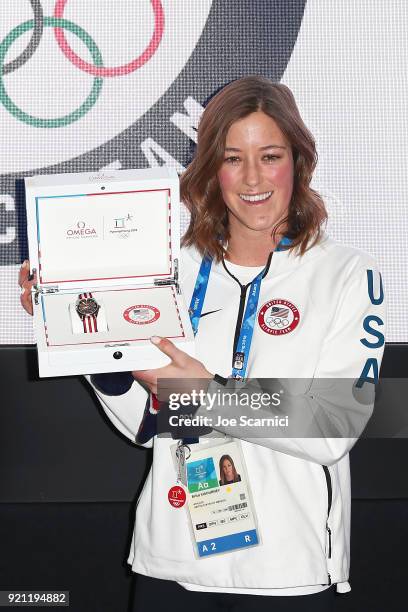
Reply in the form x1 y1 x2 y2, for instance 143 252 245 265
180 76 327 264
79 76 385 610
17 75 385 610
216 111 295 264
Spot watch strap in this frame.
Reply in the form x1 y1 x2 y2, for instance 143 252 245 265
79 292 98 333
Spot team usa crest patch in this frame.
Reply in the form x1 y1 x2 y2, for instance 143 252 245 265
258 299 300 335
123 304 160 325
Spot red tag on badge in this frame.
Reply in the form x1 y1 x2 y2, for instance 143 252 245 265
168 486 186 508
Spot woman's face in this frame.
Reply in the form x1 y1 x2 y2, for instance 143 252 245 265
222 460 234 480
217 111 294 240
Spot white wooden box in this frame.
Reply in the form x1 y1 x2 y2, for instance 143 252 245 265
24 167 195 377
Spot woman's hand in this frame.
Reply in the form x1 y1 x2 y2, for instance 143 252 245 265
133 336 213 397
18 260 36 316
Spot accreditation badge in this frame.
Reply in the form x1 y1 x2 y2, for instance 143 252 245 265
171 438 260 558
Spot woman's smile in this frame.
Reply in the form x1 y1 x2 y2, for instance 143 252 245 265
239 191 273 204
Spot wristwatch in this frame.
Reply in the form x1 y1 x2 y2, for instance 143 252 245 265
75 292 100 333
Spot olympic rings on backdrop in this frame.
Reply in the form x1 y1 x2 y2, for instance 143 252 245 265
0 1 165 127
0 17 103 128
53 0 165 77
1 0 44 75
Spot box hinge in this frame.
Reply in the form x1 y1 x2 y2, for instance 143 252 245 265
153 258 180 293
33 284 60 305
31 268 60 304
39 285 60 294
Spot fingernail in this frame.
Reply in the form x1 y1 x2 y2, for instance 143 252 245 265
22 260 29 268
150 336 162 345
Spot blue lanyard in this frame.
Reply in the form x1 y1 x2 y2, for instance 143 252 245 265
188 254 213 336
188 236 292 380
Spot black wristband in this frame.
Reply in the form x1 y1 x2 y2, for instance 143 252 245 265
213 373 228 386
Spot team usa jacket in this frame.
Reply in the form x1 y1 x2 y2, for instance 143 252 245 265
87 233 386 596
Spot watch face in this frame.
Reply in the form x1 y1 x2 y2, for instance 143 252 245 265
76 297 99 316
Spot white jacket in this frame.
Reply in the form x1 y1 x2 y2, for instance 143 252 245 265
86 233 386 596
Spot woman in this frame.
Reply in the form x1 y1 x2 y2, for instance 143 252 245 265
219 455 241 486
20 76 385 610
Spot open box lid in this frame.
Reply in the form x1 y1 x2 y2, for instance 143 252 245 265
25 167 180 289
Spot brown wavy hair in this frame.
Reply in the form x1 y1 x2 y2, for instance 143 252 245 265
181 75 327 261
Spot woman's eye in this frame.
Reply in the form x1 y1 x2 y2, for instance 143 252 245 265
224 156 240 164
263 154 280 162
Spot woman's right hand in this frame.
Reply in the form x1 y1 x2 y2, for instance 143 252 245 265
19 260 37 316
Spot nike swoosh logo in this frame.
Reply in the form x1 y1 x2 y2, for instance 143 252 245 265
199 309 222 318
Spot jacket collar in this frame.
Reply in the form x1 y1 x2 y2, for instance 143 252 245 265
184 231 332 281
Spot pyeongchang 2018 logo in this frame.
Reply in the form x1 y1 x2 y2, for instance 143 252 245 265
109 213 138 239
66 221 98 239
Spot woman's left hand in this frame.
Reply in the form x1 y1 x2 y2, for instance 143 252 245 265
132 336 213 396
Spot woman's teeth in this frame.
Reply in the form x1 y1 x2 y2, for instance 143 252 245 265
239 191 272 203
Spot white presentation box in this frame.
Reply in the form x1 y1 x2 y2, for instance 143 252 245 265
24 167 195 377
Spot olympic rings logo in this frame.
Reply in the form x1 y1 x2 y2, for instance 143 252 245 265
266 317 290 328
0 0 164 128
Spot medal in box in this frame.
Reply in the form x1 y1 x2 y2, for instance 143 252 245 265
24 167 195 377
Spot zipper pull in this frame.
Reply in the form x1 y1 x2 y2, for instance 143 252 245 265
326 523 332 558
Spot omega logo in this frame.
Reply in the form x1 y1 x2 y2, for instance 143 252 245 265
66 220 98 238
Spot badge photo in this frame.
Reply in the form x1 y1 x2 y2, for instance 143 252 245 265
174 438 260 559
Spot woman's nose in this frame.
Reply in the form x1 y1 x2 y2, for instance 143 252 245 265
243 161 261 187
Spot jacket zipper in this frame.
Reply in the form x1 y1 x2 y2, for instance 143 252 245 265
232 284 250 363
221 251 273 369
220 259 251 367
322 465 332 559
322 465 332 585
